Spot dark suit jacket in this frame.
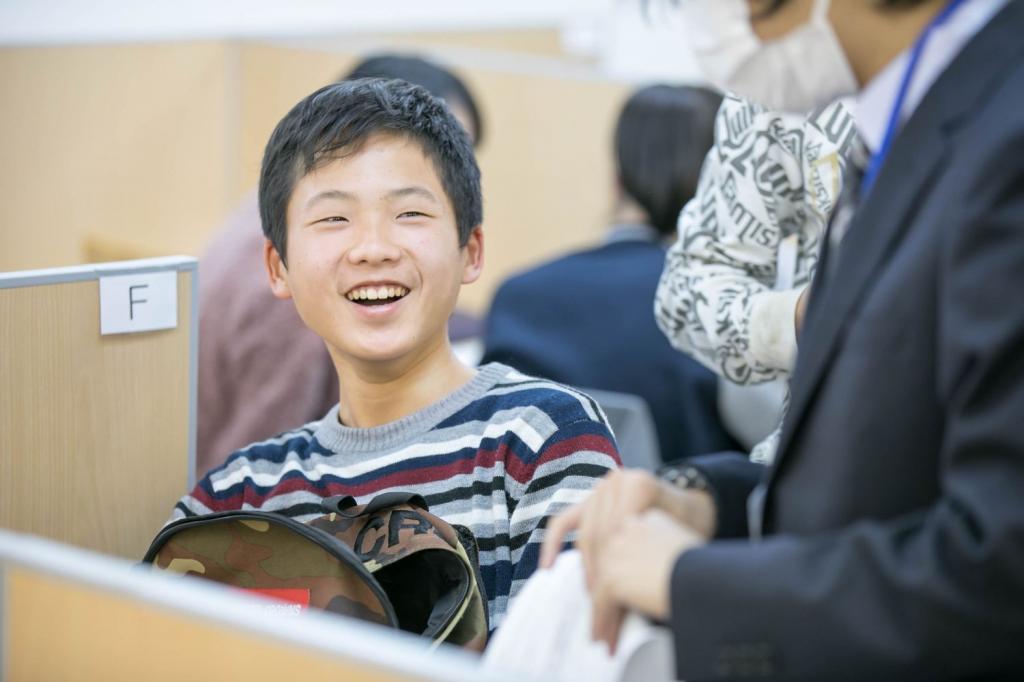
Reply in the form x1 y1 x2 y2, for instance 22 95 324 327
673 5 1024 679
482 235 737 463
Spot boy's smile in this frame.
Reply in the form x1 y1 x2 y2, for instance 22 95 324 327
345 280 411 320
264 132 483 373
345 283 410 306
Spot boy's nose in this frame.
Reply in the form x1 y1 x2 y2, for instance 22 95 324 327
346 223 401 264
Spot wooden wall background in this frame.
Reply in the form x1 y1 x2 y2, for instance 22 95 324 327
0 32 630 313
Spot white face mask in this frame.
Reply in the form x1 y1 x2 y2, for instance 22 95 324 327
679 0 858 113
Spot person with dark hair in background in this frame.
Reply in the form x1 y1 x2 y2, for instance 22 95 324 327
196 54 484 477
172 78 620 629
482 85 737 464
346 55 484 146
542 0 1024 678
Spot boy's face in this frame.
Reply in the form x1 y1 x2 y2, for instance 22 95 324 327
265 132 483 370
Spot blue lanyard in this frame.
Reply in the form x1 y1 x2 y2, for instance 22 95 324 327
860 0 969 198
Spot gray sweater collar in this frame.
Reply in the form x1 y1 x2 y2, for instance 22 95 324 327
313 362 511 453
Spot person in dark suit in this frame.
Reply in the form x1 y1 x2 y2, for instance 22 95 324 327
541 0 1024 679
481 84 737 464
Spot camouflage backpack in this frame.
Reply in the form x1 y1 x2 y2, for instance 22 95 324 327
143 492 489 650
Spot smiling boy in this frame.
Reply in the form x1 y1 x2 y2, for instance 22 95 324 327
169 78 621 627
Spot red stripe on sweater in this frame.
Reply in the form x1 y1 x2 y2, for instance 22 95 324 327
195 433 616 510
198 452 499 509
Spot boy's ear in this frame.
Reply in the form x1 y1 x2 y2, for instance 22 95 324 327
461 226 484 285
264 239 293 300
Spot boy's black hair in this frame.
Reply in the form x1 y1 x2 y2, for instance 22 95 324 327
614 84 722 237
259 78 482 265
345 54 483 146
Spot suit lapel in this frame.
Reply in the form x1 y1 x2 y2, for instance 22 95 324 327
777 125 949 452
768 1 1024 486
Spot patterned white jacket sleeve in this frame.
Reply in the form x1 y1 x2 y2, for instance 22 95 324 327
655 95 859 385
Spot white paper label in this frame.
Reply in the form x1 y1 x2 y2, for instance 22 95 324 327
99 271 178 335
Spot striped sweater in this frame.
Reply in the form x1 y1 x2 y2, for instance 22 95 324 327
170 363 621 627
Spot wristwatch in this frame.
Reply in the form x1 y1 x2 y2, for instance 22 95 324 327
659 464 712 493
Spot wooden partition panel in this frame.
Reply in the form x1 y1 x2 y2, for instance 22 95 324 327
7 569 411 681
0 531 507 682
0 257 196 559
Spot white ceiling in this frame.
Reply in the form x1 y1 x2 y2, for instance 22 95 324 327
0 0 615 45
0 0 706 85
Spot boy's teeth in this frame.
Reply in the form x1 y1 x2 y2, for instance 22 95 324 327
348 286 408 301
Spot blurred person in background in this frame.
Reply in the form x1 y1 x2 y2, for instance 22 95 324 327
196 54 484 477
655 92 860 463
543 0 1024 678
481 84 739 464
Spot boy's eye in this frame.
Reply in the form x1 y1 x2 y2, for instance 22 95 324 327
398 211 428 219
318 216 348 224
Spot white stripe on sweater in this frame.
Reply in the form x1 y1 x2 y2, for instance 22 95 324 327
490 376 603 424
211 415 549 492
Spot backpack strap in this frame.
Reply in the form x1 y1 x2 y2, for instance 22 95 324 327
321 492 428 518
